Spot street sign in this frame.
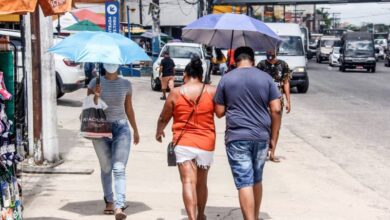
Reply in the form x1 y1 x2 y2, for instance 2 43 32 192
105 0 120 33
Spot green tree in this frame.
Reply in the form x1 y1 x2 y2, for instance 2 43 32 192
316 9 331 29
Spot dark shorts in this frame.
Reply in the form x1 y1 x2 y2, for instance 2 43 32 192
226 140 268 189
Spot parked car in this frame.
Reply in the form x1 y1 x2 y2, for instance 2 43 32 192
151 42 209 91
329 47 341 67
339 32 376 73
0 29 86 98
256 23 309 93
316 36 341 63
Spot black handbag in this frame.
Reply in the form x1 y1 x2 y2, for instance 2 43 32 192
167 83 206 167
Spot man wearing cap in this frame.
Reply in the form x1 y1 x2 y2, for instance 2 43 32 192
215 46 282 220
159 51 175 100
257 49 291 162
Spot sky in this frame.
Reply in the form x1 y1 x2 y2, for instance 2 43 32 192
317 3 390 26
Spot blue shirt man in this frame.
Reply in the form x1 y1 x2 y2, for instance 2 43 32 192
214 46 282 220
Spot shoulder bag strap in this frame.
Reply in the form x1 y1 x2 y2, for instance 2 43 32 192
173 83 206 146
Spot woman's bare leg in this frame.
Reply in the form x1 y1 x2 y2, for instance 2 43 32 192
178 161 198 220
196 167 209 220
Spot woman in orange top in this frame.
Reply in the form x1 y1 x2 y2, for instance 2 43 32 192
156 55 216 220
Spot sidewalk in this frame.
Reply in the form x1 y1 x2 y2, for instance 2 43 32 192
23 77 390 220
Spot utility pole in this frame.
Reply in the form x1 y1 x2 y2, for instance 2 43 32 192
331 12 341 29
139 0 143 26
23 14 34 157
150 0 160 60
39 8 59 163
29 6 60 164
30 6 43 165
120 0 126 23
313 4 316 32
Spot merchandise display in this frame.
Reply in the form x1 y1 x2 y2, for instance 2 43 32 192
0 50 23 220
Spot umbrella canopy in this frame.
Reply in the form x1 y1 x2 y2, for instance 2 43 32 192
48 31 151 64
182 13 282 51
52 12 78 33
64 20 103 32
72 9 106 29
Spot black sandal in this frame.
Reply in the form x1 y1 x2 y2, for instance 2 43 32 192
103 197 114 215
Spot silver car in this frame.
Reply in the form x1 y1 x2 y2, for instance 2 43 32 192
329 47 341 67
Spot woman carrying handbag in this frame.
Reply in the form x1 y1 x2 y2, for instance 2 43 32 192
156 56 217 220
88 63 140 220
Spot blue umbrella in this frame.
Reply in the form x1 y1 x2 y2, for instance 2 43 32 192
182 13 282 51
48 31 151 64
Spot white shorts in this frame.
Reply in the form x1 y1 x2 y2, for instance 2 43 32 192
175 145 214 169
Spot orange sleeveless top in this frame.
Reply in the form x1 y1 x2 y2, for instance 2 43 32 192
172 88 216 151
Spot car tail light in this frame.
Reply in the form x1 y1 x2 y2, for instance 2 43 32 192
63 58 79 67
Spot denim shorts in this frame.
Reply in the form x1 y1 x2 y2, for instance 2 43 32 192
226 141 268 189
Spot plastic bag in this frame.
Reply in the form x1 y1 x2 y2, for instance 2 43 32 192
80 95 112 139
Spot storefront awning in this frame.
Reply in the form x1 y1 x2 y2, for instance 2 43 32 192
0 14 20 22
0 0 72 16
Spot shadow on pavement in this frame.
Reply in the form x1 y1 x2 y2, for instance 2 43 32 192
60 200 151 216
180 207 271 220
25 218 71 220
57 99 83 107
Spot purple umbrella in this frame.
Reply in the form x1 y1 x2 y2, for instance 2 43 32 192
182 13 282 51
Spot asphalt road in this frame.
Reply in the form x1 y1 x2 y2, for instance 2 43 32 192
284 60 390 201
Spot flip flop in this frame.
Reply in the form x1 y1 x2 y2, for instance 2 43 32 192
103 197 114 215
104 207 114 215
268 151 281 163
115 206 129 220
269 156 281 163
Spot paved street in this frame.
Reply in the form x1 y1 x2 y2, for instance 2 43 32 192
22 60 390 220
287 60 390 201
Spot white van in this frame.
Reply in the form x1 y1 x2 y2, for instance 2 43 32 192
255 23 309 93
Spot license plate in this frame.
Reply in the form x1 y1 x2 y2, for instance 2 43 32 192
356 65 364 69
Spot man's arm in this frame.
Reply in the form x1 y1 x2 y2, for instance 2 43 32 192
156 90 176 142
283 78 291 113
269 99 282 150
215 104 225 118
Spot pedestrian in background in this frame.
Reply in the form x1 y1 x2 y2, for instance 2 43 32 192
156 56 217 220
88 63 140 220
214 48 227 76
257 49 291 162
159 51 175 100
227 49 235 71
214 47 282 220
